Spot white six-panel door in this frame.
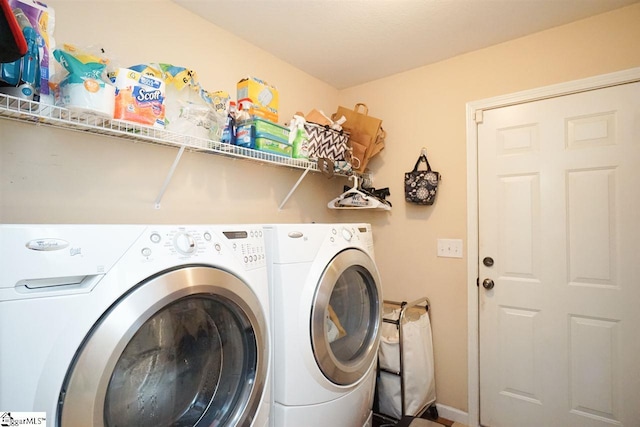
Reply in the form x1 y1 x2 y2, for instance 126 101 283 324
477 82 639 426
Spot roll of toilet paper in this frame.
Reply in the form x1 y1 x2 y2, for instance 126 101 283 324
59 80 115 118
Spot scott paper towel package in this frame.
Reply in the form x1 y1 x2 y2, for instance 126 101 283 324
109 67 166 128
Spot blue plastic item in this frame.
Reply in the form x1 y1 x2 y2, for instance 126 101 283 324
0 7 40 99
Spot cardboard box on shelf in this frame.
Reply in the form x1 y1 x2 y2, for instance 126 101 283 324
237 76 278 123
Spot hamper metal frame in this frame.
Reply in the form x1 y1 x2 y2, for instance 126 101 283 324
374 297 438 422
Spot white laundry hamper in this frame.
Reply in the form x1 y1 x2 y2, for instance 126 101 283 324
375 298 437 421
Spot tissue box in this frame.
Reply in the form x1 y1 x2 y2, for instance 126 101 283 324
109 68 166 128
237 76 279 123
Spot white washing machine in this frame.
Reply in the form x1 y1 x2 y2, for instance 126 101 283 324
0 224 271 427
263 223 383 427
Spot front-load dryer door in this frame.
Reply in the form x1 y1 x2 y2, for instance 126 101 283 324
311 248 382 386
58 266 268 427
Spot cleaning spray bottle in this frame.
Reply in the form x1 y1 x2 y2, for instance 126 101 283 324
289 114 309 159
0 7 40 100
221 100 236 144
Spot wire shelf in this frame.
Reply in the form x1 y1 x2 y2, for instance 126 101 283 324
0 93 320 172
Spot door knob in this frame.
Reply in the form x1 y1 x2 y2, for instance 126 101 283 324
482 278 495 290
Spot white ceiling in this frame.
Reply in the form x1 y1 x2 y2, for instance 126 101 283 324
173 0 639 89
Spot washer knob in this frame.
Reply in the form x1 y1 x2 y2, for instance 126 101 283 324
174 232 197 255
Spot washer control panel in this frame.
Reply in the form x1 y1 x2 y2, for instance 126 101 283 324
140 226 265 269
172 231 197 255
220 228 266 268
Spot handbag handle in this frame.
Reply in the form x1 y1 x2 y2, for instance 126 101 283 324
413 154 432 172
354 103 369 115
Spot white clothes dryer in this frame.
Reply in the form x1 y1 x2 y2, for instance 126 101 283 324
264 223 383 427
0 224 271 427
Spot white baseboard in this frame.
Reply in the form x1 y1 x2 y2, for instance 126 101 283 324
435 403 469 426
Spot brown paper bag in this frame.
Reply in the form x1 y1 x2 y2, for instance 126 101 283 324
333 103 385 171
334 103 381 140
369 127 386 158
349 137 369 171
305 109 332 126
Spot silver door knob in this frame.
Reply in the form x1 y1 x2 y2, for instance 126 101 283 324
482 278 495 290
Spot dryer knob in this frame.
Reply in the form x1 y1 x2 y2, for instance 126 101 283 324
174 232 197 255
342 228 353 241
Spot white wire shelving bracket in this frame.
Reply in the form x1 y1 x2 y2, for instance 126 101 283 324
0 93 326 208
278 165 312 211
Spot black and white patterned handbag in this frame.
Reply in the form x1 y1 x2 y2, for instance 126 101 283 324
304 122 350 161
404 153 441 205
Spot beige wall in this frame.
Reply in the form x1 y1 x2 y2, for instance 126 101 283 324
2 0 640 417
339 3 640 412
1 0 347 224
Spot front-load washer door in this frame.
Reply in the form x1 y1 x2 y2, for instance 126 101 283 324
58 266 268 427
311 248 382 386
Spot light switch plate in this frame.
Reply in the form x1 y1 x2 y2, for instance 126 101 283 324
437 238 463 258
